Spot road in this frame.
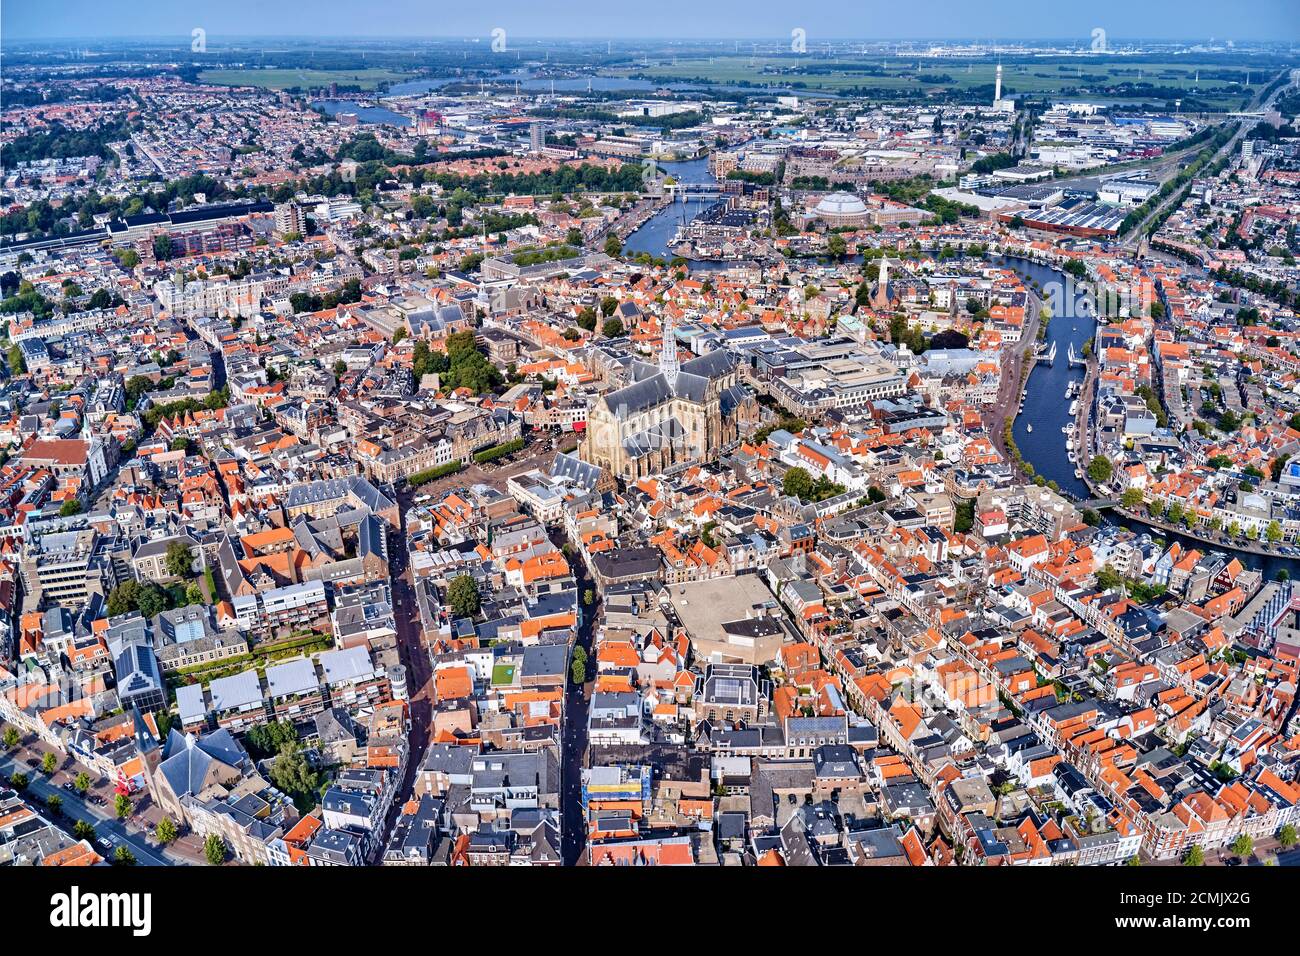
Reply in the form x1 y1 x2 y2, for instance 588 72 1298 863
1121 69 1295 249
0 748 177 866
557 531 597 866
987 289 1043 460
385 483 435 848
381 445 596 864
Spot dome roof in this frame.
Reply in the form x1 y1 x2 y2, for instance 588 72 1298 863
814 191 867 216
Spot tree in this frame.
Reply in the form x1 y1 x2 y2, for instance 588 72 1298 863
269 742 319 806
7 344 26 375
9 772 28 790
600 296 619 317
45 794 62 815
827 233 847 260
1095 566 1124 592
1 726 19 749
106 579 167 619
1230 834 1253 858
447 574 481 619
73 820 96 842
203 833 227 866
152 234 173 262
1183 845 1205 866
583 589 594 606
603 234 623 257
114 793 132 820
782 467 814 501
1279 824 1297 848
73 772 90 794
601 317 625 338
1087 455 1114 484
1120 488 1145 510
155 817 178 846
1265 520 1284 543
244 720 298 760
112 846 137 866
41 751 57 774
58 498 82 517
164 540 195 578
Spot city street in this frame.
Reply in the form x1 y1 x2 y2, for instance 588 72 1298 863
0 744 183 866
556 530 598 866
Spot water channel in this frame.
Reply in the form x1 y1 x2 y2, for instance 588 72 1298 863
1004 255 1300 580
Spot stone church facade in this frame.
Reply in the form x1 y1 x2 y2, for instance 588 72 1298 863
582 323 757 480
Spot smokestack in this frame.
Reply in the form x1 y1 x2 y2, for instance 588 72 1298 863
995 64 1002 104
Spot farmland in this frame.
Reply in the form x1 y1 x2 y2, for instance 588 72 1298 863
197 68 411 91
606 57 1280 110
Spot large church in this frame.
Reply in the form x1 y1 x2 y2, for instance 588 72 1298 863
582 320 757 480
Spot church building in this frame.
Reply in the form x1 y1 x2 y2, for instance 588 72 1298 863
581 319 757 480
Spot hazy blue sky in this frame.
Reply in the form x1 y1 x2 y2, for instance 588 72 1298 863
4 0 1298 41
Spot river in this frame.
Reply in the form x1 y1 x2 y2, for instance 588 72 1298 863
314 99 411 126
620 157 749 272
1004 254 1300 580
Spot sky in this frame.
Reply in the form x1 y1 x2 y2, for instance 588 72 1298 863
3 0 1298 42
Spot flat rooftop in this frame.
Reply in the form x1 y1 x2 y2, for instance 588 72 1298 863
670 575 780 643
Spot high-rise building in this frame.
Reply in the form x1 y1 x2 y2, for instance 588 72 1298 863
530 121 546 153
274 201 304 237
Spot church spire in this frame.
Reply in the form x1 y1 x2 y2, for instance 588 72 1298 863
660 312 679 386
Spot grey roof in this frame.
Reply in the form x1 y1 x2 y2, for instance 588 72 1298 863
265 657 319 699
157 729 245 799
209 669 264 711
319 646 376 685
624 416 685 457
522 643 567 679
549 451 602 491
284 475 394 514
176 683 207 723
113 642 163 697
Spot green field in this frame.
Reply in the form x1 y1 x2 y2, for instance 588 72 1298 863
608 57 1277 110
198 68 411 91
492 664 517 686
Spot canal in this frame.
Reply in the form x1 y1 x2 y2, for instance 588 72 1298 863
1004 254 1300 580
1004 255 1093 500
620 158 742 272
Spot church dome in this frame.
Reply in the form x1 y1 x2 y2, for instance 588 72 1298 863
814 191 867 217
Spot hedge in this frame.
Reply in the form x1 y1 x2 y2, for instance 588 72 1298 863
473 437 525 465
407 461 463 486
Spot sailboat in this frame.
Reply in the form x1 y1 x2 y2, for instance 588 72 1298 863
1026 423 1033 433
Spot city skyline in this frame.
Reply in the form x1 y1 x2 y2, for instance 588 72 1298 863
5 0 1300 42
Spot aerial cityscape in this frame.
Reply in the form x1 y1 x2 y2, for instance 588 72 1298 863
3 0 1300 884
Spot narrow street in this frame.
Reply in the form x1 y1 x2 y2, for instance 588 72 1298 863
0 747 183 866
556 528 597 866
387 485 434 826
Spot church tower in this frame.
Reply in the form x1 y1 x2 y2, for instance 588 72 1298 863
873 257 892 310
660 313 679 387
